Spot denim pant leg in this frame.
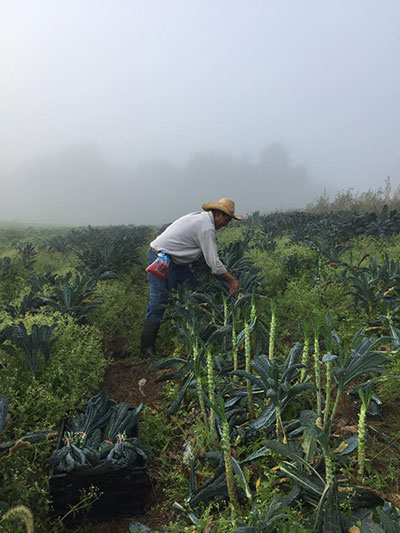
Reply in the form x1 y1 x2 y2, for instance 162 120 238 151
145 250 169 323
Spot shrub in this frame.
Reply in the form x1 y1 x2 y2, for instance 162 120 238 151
345 235 387 265
377 351 400 403
90 275 148 353
0 440 55 533
273 272 360 349
33 249 79 277
0 311 107 436
248 248 286 296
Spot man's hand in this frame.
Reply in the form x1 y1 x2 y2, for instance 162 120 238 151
229 278 239 294
221 271 239 295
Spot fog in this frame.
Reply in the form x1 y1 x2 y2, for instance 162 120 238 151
1 1 399 225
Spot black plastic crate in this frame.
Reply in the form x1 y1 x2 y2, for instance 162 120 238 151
49 465 147 524
49 412 147 524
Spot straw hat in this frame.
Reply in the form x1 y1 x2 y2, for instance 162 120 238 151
202 198 243 221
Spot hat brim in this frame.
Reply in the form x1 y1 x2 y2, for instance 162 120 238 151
202 202 243 220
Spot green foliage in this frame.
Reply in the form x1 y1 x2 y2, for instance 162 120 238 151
17 243 37 269
168 504 241 533
90 275 148 351
248 249 286 296
275 273 357 349
139 406 196 514
0 440 55 532
234 345 313 439
216 224 244 247
0 223 74 249
1 322 58 376
0 256 26 304
345 235 386 264
232 489 310 532
72 224 153 278
38 271 101 323
0 397 8 436
1 505 34 533
2 290 45 319
377 348 400 402
256 197 400 246
0 310 106 530
33 248 79 277
0 312 107 435
307 178 400 213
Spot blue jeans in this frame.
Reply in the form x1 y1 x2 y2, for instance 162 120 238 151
145 250 196 322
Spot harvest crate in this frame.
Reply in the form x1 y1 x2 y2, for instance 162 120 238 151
49 412 147 525
49 464 147 524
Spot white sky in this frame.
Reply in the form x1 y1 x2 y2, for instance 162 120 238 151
1 1 399 225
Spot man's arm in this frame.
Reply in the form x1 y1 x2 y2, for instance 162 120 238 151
198 228 228 275
198 227 240 293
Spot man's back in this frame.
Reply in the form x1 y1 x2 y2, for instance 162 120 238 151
151 211 215 265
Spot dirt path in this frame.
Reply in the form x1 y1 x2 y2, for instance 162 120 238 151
84 357 176 532
101 358 164 411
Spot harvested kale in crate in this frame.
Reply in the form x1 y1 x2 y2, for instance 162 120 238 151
49 391 147 524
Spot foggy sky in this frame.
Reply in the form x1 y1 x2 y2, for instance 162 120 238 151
1 1 399 225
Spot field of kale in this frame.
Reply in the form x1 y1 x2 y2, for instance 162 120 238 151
1 206 400 532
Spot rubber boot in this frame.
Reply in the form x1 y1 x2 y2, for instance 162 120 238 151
140 320 160 358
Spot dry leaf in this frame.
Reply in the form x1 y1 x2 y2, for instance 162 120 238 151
315 417 323 429
204 516 213 533
334 441 349 454
341 425 358 434
386 493 400 508
138 377 147 396
338 486 354 493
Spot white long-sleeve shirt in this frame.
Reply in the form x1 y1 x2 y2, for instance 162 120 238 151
150 211 228 275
